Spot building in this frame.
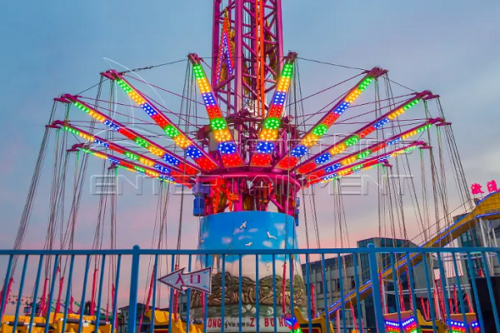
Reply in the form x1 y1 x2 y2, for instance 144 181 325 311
301 237 431 331
456 212 500 278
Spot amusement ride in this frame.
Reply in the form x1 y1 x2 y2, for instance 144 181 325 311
2 1 500 333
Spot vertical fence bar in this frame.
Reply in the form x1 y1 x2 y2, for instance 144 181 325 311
186 254 192 333
305 254 312 333
321 254 330 333
28 254 44 333
0 255 13 318
480 251 500 332
168 255 175 333
150 254 158 333
451 252 468 330
289 253 294 320
239 254 243 333
12 255 29 333
421 253 438 333
44 254 60 333
203 254 208 333
111 254 122 333
272 254 277 333
404 253 418 320
95 255 106 333
61 254 75 333
437 252 452 327
128 246 141 333
367 244 385 333
255 254 259 333
352 253 363 333
77 255 91 333
466 253 485 333
337 253 346 333
389 253 403 333
221 254 226 333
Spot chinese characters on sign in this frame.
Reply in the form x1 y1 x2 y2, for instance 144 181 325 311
471 180 498 196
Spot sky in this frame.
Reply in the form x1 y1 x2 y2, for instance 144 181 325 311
0 0 499 254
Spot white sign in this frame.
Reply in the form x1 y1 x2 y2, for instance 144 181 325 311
158 267 212 294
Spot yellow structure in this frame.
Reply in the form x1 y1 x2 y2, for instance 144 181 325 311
0 314 112 333
144 310 203 333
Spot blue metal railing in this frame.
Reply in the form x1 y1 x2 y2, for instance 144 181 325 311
0 246 499 333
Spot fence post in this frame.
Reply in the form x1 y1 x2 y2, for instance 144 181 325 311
368 243 385 333
128 245 141 333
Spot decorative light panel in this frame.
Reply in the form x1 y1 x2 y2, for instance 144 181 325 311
190 63 243 168
276 74 376 170
250 60 295 167
113 76 219 171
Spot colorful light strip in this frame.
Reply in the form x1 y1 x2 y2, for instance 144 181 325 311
190 61 244 168
385 317 419 333
59 123 195 179
78 148 191 186
306 142 424 187
275 68 386 170
215 12 234 85
447 320 480 333
104 71 219 172
65 96 199 175
250 58 295 167
298 118 439 176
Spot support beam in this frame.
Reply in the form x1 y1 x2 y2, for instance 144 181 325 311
52 121 191 180
298 117 443 175
305 141 428 187
188 54 244 168
61 94 199 175
75 146 192 187
274 67 387 170
102 70 221 172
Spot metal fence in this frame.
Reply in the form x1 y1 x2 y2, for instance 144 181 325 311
1 245 499 333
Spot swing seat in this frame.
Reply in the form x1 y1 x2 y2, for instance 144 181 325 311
448 313 480 332
415 309 446 333
1 316 48 333
293 307 334 333
144 310 203 333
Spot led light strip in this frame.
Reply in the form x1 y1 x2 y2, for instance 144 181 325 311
215 12 234 85
298 117 440 175
103 70 219 172
249 57 296 167
190 60 244 168
78 147 191 186
63 95 199 175
275 68 387 170
305 142 425 187
58 122 193 179
385 317 418 333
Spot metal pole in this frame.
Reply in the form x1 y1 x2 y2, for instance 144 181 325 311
367 244 385 333
128 245 141 333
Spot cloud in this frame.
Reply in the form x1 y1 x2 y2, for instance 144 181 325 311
262 240 273 248
248 228 258 233
221 237 232 245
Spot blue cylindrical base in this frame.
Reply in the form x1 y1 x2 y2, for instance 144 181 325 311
191 211 307 332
